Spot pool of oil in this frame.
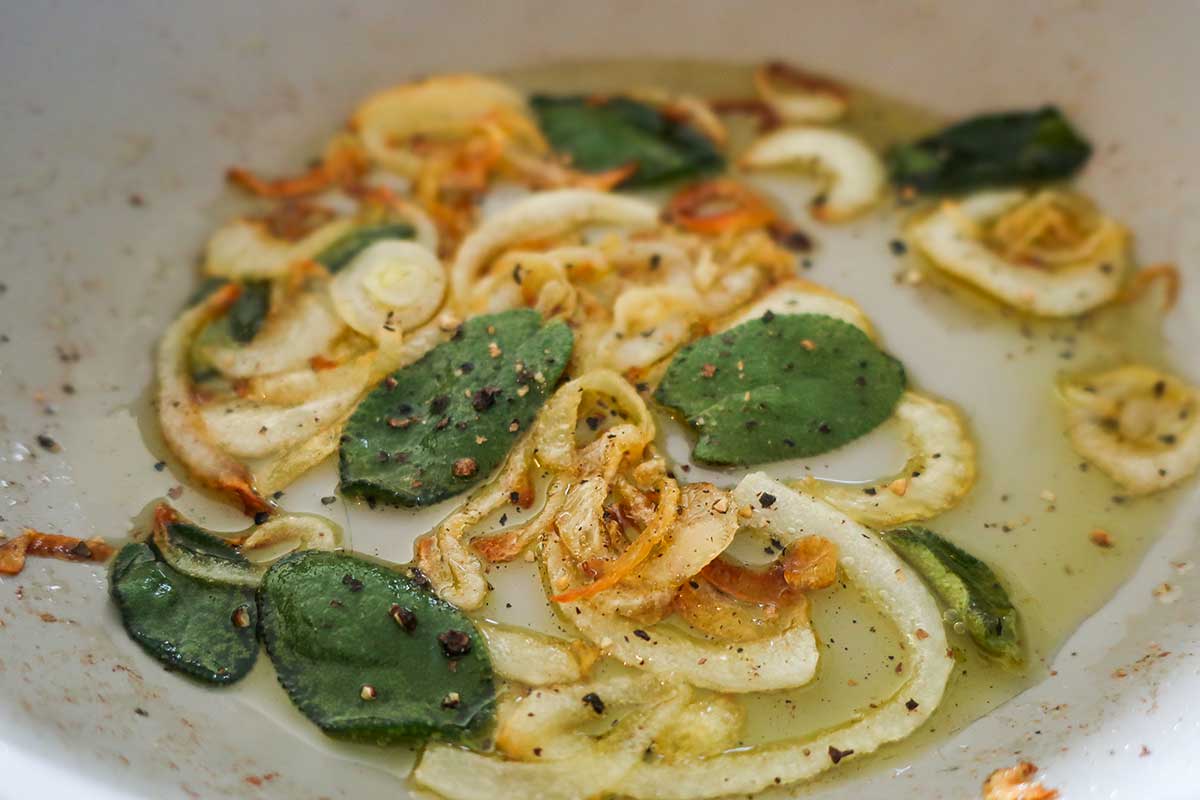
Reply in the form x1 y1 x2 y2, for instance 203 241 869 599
135 59 1193 794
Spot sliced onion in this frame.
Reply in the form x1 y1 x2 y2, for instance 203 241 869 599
909 190 1129 317
740 127 884 221
330 239 446 340
591 286 701 372
754 61 849 124
718 278 875 337
353 73 540 177
477 622 598 687
157 285 270 514
1061 364 1200 494
201 288 347 378
673 577 808 642
612 474 954 799
413 682 690 800
203 217 354 280
656 695 745 758
450 189 658 308
800 392 977 527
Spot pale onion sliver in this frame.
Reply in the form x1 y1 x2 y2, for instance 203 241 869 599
741 127 884 221
754 64 848 124
719 278 875 338
613 474 954 799
1062 364 1200 495
477 622 596 687
909 190 1129 317
330 239 446 340
203 217 354 280
800 392 977 527
202 290 347 378
450 189 658 308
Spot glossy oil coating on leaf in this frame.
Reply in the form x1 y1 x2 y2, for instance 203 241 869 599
655 313 905 465
227 280 272 342
885 525 1023 666
109 542 258 684
339 309 572 506
888 107 1091 194
315 222 415 273
257 550 495 744
531 95 724 188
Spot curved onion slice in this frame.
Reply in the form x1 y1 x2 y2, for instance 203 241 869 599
655 696 745 758
202 288 347 378
741 127 884 221
800 392 977 527
477 622 598 686
353 73 540 177
593 483 739 621
612 474 954 799
414 682 690 800
593 286 701 372
1061 364 1200 494
545 533 819 693
204 217 353 280
718 278 875 337
330 240 446 340
450 189 658 307
754 61 849 124
157 285 270 514
673 577 809 642
909 190 1129 317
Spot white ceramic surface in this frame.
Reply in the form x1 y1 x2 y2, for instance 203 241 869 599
1 1 1198 798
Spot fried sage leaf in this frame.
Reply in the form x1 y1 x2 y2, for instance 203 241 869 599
109 542 258 684
258 551 495 744
531 95 724 188
315 222 415 273
885 525 1023 666
655 313 905 465
888 107 1091 194
339 309 572 506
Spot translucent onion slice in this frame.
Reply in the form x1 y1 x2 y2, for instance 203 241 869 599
612 474 954 799
799 392 977 527
593 483 739 621
204 217 354 280
201 288 347 378
157 285 270 514
330 240 446 340
740 127 884 221
655 696 745 758
200 356 371 460
909 190 1129 317
718 278 875 337
450 189 658 308
544 533 819 693
477 622 598 687
1061 364 1200 494
352 73 540 177
673 577 809 643
593 286 700 372
413 682 690 800
754 61 849 124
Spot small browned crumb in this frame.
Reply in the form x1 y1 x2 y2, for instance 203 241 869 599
800 339 816 351
1139 745 1151 757
982 761 1060 800
231 607 252 628
1089 528 1114 548
700 363 717 378
453 457 478 477
712 496 730 514
0 530 114 576
487 341 502 358
887 477 909 496
360 685 377 701
915 628 930 640
387 417 412 429
167 485 184 500
475 435 488 445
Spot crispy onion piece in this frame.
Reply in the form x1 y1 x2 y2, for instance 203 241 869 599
754 61 849 124
717 277 875 337
612 474 954 799
628 87 729 148
741 127 884 221
414 682 690 800
664 179 777 235
594 286 701 373
0 530 113 576
673 577 808 643
226 134 367 198
330 240 446 340
201 288 347 378
477 622 598 686
352 73 541 178
203 216 354 280
158 285 271 514
545 534 819 693
1061 364 1200 494
462 245 609 318
449 189 658 308
800 392 977 527
909 190 1129 317
592 483 739 621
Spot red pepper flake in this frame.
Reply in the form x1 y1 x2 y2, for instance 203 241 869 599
700 363 717 378
1089 529 1114 548
508 419 521 433
384 376 398 390
828 745 853 765
231 606 252 628
341 573 364 592
35 434 60 453
387 417 413 429
390 604 418 632
453 457 478 477
167 485 184 500
438 629 473 658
